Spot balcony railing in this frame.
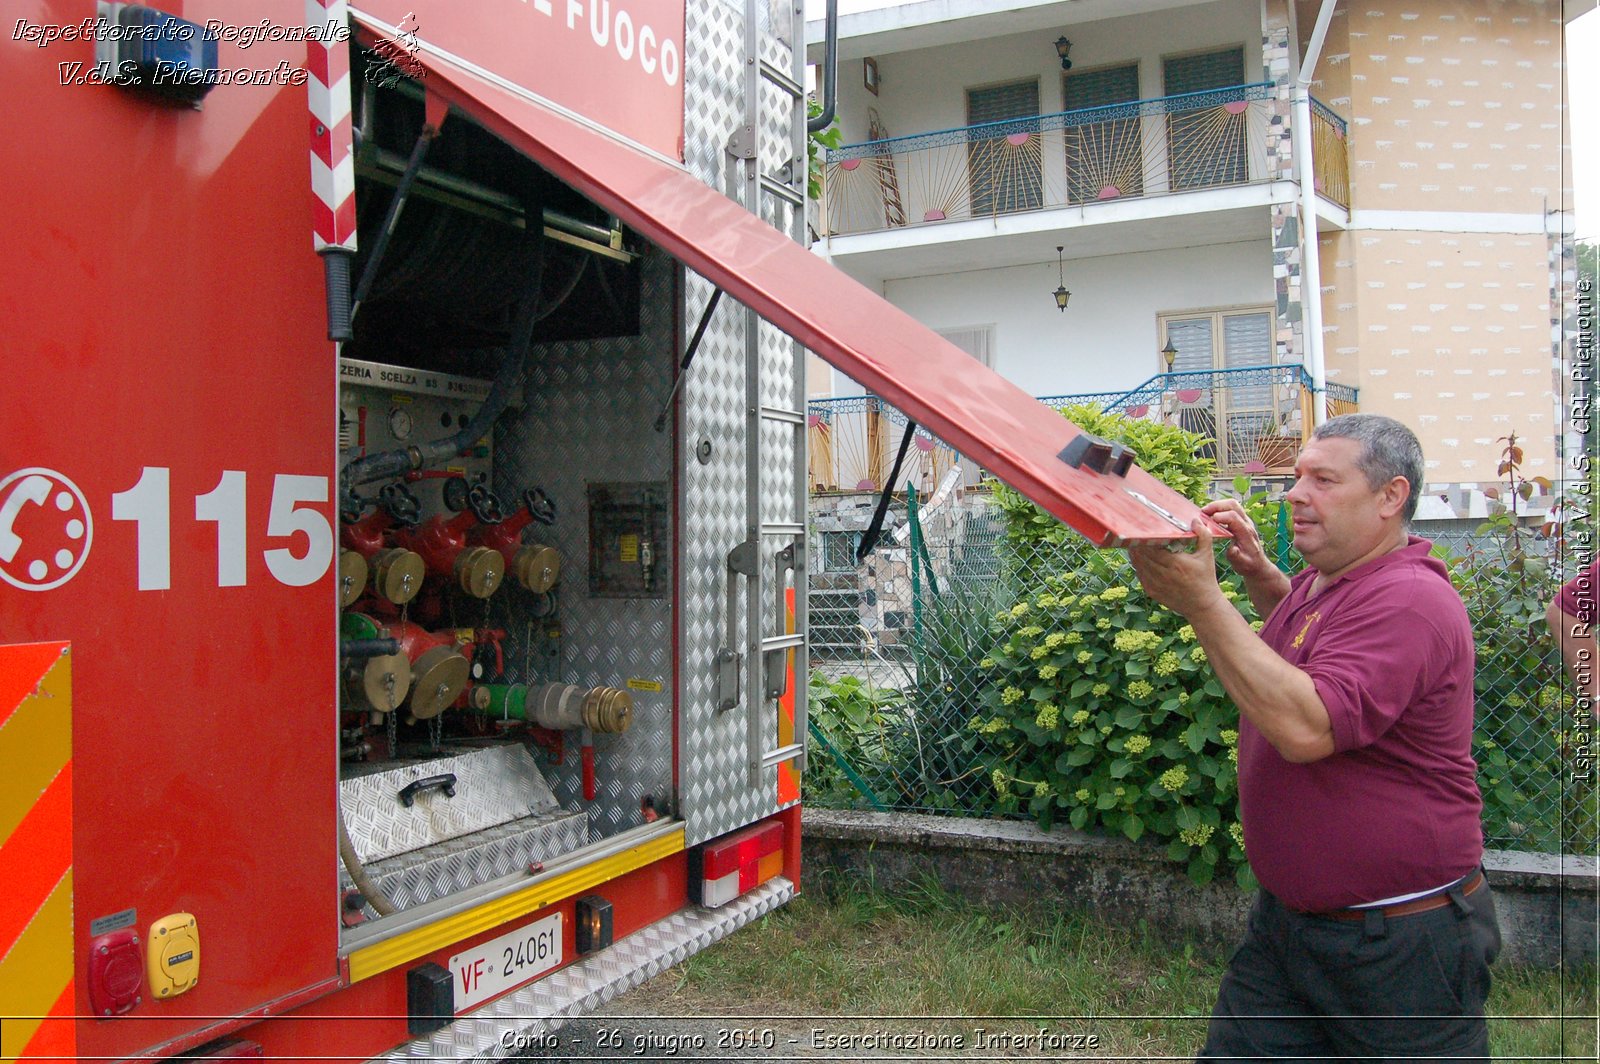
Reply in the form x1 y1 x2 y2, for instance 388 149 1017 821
1310 97 1349 210
807 365 1359 494
821 82 1278 238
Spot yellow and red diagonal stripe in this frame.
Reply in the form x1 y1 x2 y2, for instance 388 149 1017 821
0 642 74 1062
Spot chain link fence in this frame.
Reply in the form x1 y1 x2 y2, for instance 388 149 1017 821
805 498 1595 856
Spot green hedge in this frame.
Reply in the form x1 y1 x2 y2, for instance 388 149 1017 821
972 550 1256 886
972 408 1262 885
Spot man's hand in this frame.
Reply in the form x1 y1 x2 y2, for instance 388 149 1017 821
1200 499 1294 620
1132 516 1335 764
1203 500 1275 581
1128 518 1230 620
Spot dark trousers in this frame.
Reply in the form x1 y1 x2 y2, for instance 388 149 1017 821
1199 877 1502 1063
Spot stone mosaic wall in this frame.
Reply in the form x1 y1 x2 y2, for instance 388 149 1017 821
1338 0 1570 214
1267 2 1304 370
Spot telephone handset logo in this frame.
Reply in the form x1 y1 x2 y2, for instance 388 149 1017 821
0 469 92 591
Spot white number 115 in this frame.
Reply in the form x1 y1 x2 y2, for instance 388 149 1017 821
111 467 332 590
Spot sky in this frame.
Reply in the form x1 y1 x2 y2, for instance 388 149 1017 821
804 0 1598 241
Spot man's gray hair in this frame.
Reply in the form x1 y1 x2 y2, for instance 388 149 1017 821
1310 413 1425 523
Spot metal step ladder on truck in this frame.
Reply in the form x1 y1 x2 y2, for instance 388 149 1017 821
0 1 1213 1060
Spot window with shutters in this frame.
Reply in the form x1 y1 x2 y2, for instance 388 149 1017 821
1162 47 1247 191
1063 64 1142 203
936 324 995 369
966 80 1042 216
1157 307 1282 467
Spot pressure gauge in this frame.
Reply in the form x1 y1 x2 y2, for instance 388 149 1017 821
388 406 414 441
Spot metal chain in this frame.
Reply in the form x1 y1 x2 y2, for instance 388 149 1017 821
524 621 534 685
394 596 410 758
381 668 400 758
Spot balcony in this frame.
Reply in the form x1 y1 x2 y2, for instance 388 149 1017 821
807 365 1359 494
820 85 1351 239
1310 97 1350 210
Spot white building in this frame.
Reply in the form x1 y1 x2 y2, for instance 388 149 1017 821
804 0 1583 493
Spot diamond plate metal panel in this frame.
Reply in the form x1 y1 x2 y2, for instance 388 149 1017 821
760 23 802 238
341 809 588 915
341 745 562 863
365 878 795 1062
680 0 759 847
491 249 676 841
676 0 807 846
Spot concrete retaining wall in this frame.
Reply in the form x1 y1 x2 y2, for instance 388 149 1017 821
803 810 1598 970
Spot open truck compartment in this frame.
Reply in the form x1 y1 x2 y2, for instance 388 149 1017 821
332 76 687 922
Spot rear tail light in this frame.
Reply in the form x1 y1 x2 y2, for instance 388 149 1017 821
689 820 784 908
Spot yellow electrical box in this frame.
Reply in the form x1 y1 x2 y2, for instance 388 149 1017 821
146 913 200 998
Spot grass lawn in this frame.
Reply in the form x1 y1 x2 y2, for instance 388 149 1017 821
616 873 1598 1060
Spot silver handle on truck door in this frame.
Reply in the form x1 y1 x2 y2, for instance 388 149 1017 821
718 540 759 712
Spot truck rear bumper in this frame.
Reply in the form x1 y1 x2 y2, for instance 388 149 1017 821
365 877 795 1062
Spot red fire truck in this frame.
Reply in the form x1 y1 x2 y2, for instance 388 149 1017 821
0 2 1207 1059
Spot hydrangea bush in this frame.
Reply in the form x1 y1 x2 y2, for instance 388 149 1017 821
974 403 1269 887
971 549 1260 887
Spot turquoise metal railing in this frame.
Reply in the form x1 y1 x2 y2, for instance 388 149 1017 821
821 82 1277 237
807 365 1360 491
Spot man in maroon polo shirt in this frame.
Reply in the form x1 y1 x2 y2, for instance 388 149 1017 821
1129 413 1500 1062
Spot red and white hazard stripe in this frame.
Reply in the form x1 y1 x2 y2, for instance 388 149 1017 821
306 0 357 253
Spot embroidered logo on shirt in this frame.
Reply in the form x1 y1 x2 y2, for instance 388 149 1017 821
1291 610 1322 649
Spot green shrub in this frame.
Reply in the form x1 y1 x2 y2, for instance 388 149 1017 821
1429 434 1598 855
1434 532 1571 852
975 409 1268 887
902 576 1012 813
805 673 903 809
806 665 992 813
970 548 1258 887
